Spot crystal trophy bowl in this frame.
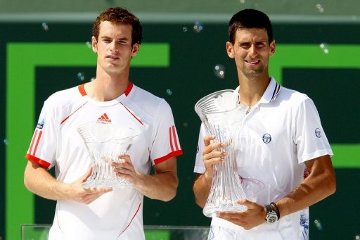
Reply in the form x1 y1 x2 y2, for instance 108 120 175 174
77 122 139 189
195 89 247 217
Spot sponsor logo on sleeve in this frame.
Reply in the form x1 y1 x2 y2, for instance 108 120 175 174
36 119 45 129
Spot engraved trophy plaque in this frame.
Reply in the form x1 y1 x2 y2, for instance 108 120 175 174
77 122 139 188
195 89 247 217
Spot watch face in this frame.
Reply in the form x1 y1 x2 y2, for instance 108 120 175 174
266 211 278 223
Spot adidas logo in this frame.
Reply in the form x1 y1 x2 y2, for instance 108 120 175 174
97 113 111 124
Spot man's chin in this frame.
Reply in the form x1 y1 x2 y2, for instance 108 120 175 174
245 71 263 79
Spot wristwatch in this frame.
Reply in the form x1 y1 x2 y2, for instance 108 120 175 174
265 202 280 223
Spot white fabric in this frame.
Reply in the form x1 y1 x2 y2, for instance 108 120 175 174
26 83 182 240
194 78 332 240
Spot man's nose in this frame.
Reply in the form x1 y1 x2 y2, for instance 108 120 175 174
109 41 118 51
248 44 257 54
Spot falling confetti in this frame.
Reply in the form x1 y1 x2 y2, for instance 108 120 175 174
214 64 225 79
193 21 204 33
41 22 49 31
77 72 85 81
320 43 329 54
166 89 173 96
314 219 323 231
315 3 325 13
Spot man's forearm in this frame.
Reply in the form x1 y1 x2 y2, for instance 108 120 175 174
276 156 336 218
24 162 69 200
134 171 178 202
193 174 212 208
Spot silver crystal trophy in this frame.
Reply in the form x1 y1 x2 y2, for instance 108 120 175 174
195 89 247 217
77 122 139 188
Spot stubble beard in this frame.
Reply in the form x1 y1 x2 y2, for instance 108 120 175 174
243 66 264 80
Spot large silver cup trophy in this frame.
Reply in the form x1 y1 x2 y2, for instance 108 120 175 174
77 122 139 188
195 89 247 217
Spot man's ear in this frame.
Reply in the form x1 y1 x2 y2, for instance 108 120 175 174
269 40 276 56
226 41 235 59
131 43 140 57
91 36 98 54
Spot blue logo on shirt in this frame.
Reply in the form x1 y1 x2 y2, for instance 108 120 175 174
315 128 321 138
262 133 272 144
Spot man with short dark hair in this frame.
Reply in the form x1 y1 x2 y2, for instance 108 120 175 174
193 9 336 240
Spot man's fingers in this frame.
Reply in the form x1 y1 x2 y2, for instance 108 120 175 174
203 143 223 154
80 167 93 182
204 149 225 160
203 135 215 146
82 192 102 204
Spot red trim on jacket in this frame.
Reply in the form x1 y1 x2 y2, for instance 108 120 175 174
78 84 87 96
120 103 143 125
124 82 133 96
154 150 183 165
120 202 142 235
60 102 88 124
25 154 51 169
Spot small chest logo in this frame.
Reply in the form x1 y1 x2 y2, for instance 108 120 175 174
315 128 321 138
262 133 272 144
97 113 111 124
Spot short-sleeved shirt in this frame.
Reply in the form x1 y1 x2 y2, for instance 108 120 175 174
194 78 332 240
26 82 182 240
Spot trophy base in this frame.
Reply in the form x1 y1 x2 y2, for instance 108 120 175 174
82 178 132 189
203 202 247 218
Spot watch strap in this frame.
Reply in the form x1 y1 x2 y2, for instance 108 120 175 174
270 202 280 219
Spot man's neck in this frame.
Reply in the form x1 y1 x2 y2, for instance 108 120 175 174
238 75 270 107
84 74 130 101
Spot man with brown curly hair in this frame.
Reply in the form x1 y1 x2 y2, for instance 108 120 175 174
24 7 182 240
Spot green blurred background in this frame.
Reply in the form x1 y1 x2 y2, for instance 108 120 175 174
1 0 359 239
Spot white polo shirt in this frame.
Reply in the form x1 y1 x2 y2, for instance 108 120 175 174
194 78 332 240
26 82 182 240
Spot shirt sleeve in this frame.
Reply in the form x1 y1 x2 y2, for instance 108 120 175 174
150 99 182 165
194 123 206 174
294 97 333 163
25 98 58 169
